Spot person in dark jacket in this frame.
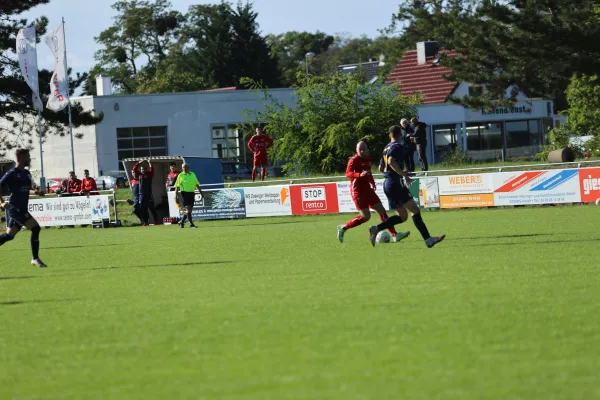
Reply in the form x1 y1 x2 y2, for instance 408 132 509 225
411 117 429 171
132 160 159 226
400 118 416 172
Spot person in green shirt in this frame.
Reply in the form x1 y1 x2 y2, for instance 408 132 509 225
174 163 203 228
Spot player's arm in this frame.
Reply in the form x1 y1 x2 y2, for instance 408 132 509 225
194 174 203 197
0 174 9 207
345 158 363 179
91 178 98 191
247 136 255 152
388 156 412 184
147 160 154 177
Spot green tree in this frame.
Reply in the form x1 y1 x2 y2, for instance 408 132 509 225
563 74 600 137
441 0 600 110
241 73 422 174
266 31 335 86
184 1 279 89
84 0 184 94
1 0 101 156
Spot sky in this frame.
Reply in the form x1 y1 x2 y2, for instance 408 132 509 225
21 0 401 76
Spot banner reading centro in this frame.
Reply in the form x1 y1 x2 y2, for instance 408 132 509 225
27 195 111 227
290 183 339 215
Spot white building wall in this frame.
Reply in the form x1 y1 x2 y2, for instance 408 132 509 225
91 89 296 173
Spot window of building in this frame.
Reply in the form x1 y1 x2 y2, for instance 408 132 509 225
505 119 543 157
466 122 503 151
468 84 484 97
211 124 245 162
117 126 167 170
433 124 458 162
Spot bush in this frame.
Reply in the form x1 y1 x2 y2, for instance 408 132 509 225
535 126 584 161
439 147 473 166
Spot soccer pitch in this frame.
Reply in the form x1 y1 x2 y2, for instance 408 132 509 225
1 206 599 399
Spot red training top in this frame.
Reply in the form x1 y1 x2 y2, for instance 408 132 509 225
166 171 180 187
67 178 82 193
247 135 273 157
81 177 98 192
346 154 375 197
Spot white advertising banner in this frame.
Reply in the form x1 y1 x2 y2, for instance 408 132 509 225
28 195 111 226
419 177 440 208
493 169 581 206
336 179 387 213
245 185 291 217
438 173 494 195
16 27 43 111
44 24 69 112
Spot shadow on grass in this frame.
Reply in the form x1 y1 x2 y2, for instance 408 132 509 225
461 237 600 248
0 276 37 281
69 260 236 272
450 233 557 241
0 298 78 307
46 243 127 250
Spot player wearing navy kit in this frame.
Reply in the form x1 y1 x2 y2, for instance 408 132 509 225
368 126 445 248
0 149 47 267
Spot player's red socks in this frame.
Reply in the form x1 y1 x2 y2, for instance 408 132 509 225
344 216 365 230
260 168 266 181
379 213 397 236
251 169 256 182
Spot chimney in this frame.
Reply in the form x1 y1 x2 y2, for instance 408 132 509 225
417 41 439 65
96 75 113 96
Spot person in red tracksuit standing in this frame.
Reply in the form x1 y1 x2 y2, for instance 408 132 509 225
247 126 273 181
336 141 410 244
67 171 82 194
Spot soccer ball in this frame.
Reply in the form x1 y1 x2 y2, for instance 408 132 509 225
376 231 391 244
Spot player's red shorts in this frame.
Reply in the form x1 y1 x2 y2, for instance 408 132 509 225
253 154 268 167
352 189 382 210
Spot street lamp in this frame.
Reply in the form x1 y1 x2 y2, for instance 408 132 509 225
305 52 315 85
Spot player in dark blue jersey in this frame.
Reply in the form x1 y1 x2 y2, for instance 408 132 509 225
368 126 445 248
0 149 47 267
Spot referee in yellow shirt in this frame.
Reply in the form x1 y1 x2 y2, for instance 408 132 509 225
174 163 203 228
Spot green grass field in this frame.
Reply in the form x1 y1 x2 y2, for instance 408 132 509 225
1 206 599 400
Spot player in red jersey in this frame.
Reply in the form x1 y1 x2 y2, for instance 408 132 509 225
337 141 410 244
247 126 273 181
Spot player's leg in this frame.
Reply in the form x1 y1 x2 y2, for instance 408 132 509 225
371 202 411 243
252 156 259 182
139 195 150 225
24 216 46 267
403 199 445 248
368 183 408 246
338 207 371 243
0 224 20 247
260 158 267 181
186 204 196 228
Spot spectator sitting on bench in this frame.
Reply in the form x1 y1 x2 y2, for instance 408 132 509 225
81 169 98 195
67 171 82 194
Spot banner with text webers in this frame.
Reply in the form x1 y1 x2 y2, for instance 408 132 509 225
437 173 495 209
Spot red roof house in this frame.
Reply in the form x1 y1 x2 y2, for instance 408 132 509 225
386 42 458 104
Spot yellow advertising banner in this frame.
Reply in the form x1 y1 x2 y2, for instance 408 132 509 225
440 194 495 209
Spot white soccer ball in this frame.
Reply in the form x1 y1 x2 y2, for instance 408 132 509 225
376 231 391 244
596 198 600 206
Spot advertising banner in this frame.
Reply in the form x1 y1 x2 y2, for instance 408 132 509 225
578 168 600 203
245 185 291 217
27 195 111 226
419 177 440 208
290 183 339 215
336 179 387 213
440 194 495 209
407 179 421 208
493 169 580 206
438 173 494 195
167 189 246 220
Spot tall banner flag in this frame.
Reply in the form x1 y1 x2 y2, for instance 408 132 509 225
16 27 43 111
45 24 69 111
